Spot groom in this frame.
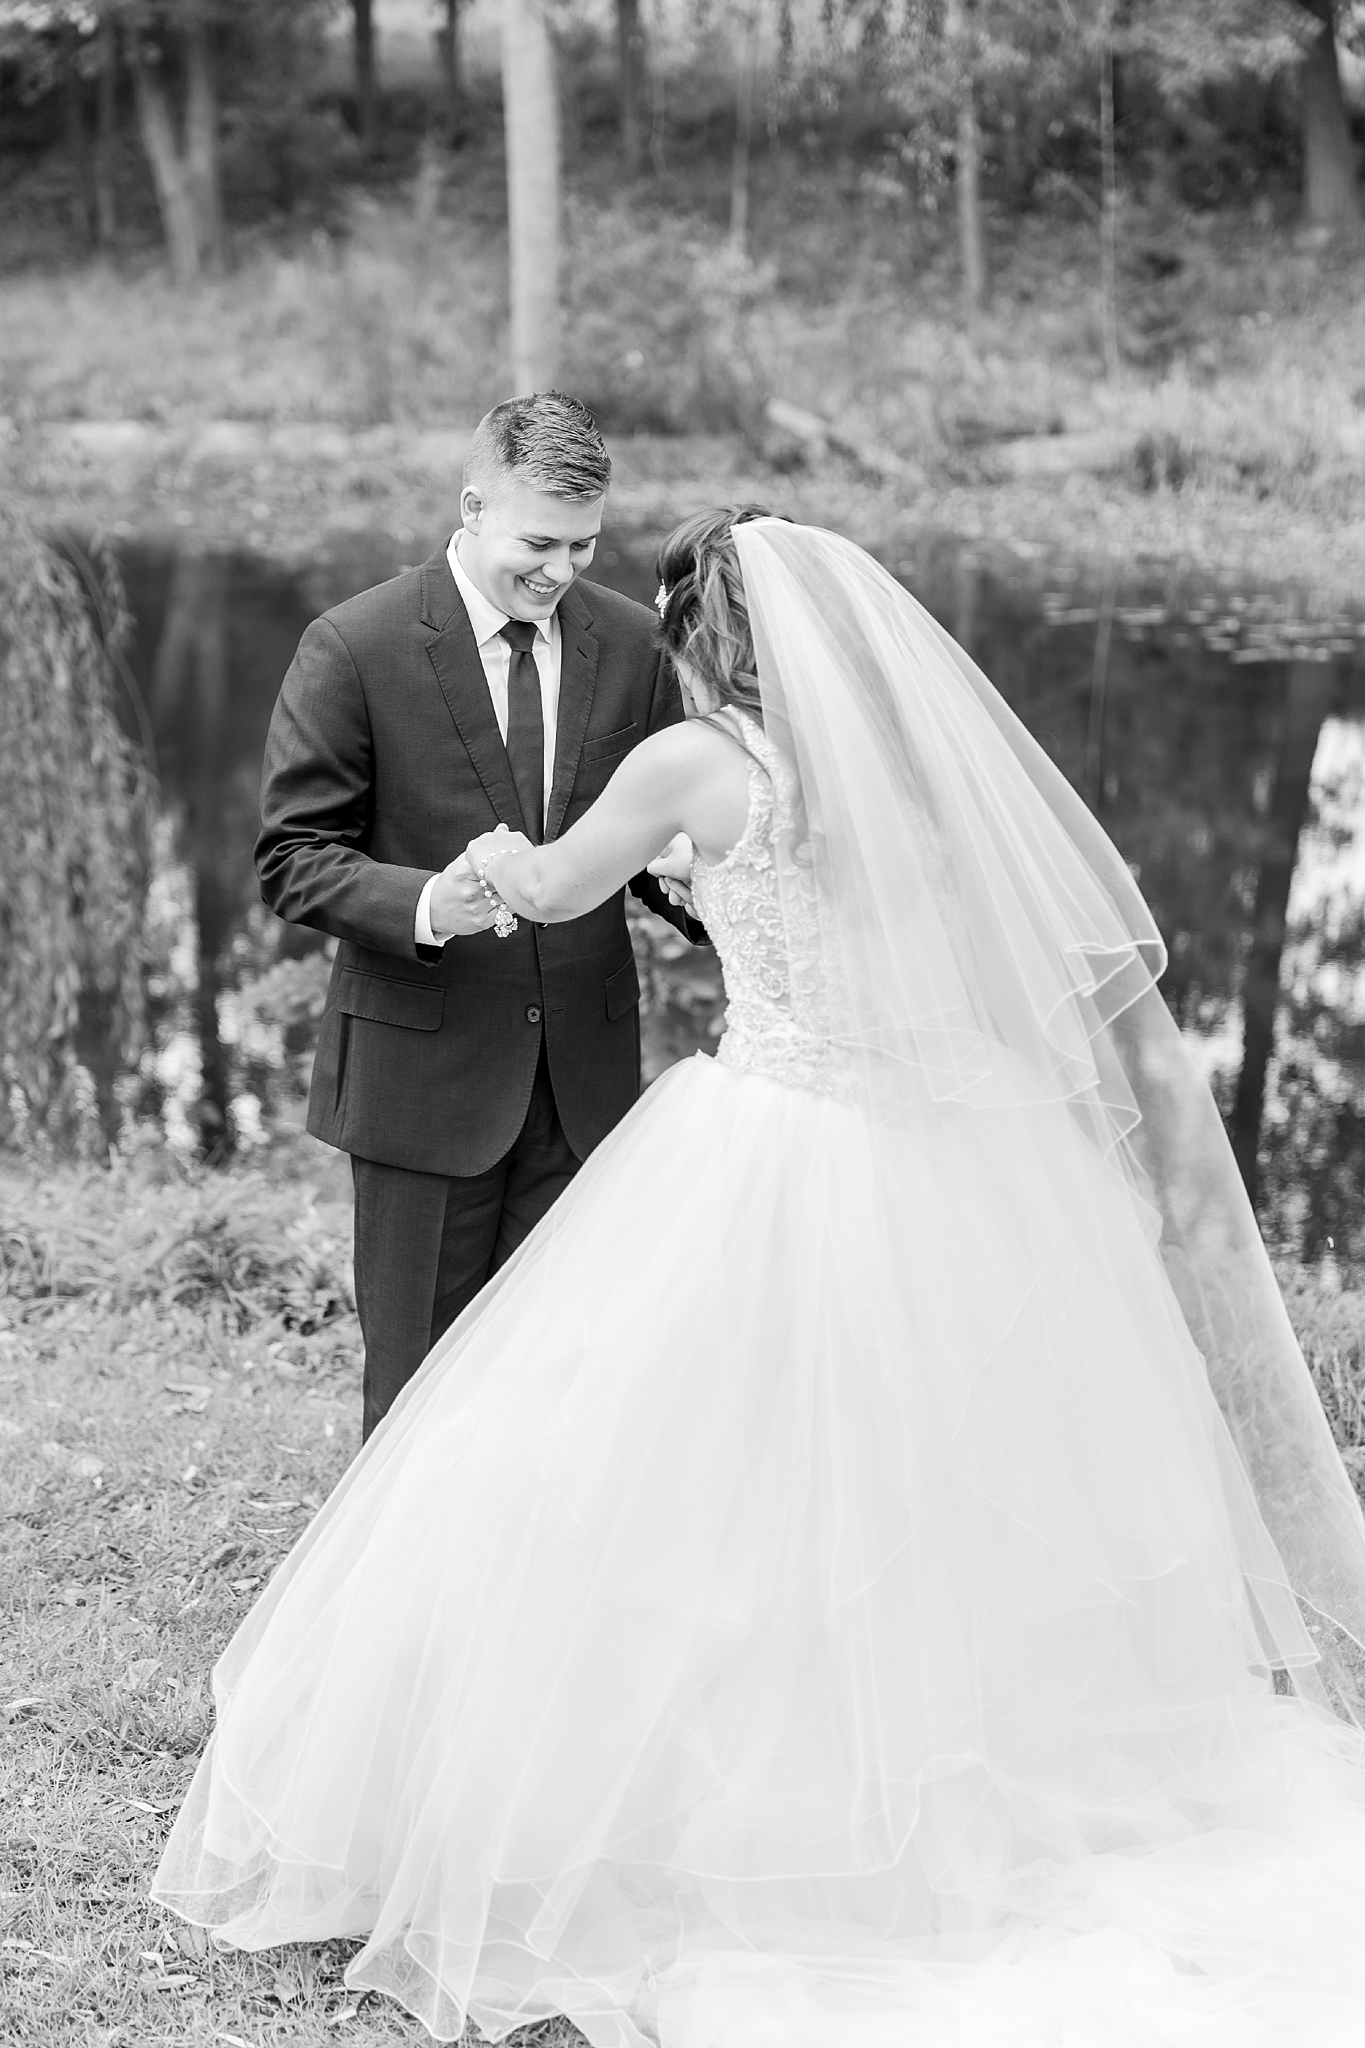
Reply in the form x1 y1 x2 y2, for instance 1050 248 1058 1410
256 392 698 1438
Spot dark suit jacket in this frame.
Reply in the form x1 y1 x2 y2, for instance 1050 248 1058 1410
256 546 694 1176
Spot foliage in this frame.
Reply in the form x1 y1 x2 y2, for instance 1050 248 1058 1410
5 0 1360 273
0 0 357 260
641 0 1362 231
1277 1257 1365 1490
221 929 334 1135
628 903 726 1082
1117 0 1310 92
0 514 153 1159
564 199 774 431
0 2 95 97
0 1153 355 1342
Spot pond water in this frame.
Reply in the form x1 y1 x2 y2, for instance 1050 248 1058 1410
95 530 1365 1269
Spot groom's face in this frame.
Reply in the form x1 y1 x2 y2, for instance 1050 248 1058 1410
459 477 605 622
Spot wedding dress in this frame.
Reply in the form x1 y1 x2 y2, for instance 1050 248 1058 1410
154 522 1365 2045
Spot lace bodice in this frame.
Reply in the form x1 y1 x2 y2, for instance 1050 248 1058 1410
690 715 845 1099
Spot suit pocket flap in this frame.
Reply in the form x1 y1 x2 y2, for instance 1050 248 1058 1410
605 956 641 1021
336 970 445 1031
581 720 639 760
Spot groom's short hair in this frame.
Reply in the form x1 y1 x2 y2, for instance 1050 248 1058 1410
464 392 611 502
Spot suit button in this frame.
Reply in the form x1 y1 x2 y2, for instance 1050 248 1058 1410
525 1004 542 1024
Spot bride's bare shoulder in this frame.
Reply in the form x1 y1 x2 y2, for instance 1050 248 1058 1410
632 716 755 786
622 717 751 859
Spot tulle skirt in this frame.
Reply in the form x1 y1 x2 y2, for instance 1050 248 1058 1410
152 1054 1365 2044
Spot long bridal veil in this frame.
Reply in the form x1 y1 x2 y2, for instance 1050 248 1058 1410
733 516 1365 1720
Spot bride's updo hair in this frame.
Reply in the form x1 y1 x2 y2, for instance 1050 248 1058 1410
654 506 782 722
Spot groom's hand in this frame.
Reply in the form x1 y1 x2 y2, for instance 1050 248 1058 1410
429 854 499 938
647 834 695 914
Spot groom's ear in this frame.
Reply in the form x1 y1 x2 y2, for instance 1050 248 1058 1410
459 485 485 534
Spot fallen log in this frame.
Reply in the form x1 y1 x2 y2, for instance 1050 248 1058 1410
764 397 923 486
983 429 1133 478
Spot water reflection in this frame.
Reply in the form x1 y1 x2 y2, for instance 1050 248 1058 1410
99 543 344 1157
93 533 1365 1267
1262 721 1365 1263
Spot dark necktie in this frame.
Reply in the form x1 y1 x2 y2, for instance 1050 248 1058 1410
500 619 544 844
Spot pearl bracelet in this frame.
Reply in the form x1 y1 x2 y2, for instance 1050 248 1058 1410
475 850 518 940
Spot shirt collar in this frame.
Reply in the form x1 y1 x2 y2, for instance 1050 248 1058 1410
446 534 554 648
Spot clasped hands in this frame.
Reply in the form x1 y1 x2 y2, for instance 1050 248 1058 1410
647 834 695 913
429 825 531 936
429 827 696 936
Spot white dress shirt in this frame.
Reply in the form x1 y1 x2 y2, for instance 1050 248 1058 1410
415 534 563 947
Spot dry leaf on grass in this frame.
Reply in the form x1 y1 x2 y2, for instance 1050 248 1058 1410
165 1380 212 1411
39 1440 104 1479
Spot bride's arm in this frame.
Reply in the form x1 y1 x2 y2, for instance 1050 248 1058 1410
469 723 746 924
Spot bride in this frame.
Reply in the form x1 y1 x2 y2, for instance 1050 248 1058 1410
154 513 1365 2044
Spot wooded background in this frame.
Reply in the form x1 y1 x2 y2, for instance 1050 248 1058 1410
2 1 1362 393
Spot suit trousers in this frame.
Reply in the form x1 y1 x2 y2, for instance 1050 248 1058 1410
351 1037 580 1440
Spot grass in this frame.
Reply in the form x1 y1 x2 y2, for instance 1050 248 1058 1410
0 1149 382 2044
2 129 1364 607
3 1145 1365 2043
0 1141 596 2044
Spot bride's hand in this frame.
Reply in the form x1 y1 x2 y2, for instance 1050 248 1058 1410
648 833 695 912
465 824 533 876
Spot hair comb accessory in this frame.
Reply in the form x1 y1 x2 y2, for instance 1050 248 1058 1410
654 582 669 619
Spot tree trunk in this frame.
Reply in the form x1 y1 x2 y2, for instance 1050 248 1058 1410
195 855 235 1160
952 552 980 661
1228 660 1336 1208
94 15 119 249
130 46 202 286
62 23 95 248
150 547 236 1157
1084 571 1118 813
437 0 463 130
128 13 221 286
353 0 377 148
73 985 124 1153
730 6 758 257
1099 20 1121 379
649 46 668 173
998 96 1030 208
617 0 648 175
502 0 562 392
184 14 222 272
956 76 986 319
946 0 987 323
1301 22 1360 229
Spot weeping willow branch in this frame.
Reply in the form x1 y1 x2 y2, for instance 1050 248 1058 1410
0 515 154 1157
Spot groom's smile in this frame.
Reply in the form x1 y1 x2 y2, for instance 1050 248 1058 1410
458 475 605 623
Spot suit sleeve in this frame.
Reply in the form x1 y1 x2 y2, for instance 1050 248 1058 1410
628 645 709 946
255 616 437 962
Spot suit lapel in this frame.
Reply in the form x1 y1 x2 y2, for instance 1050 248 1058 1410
420 549 525 832
546 584 600 842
